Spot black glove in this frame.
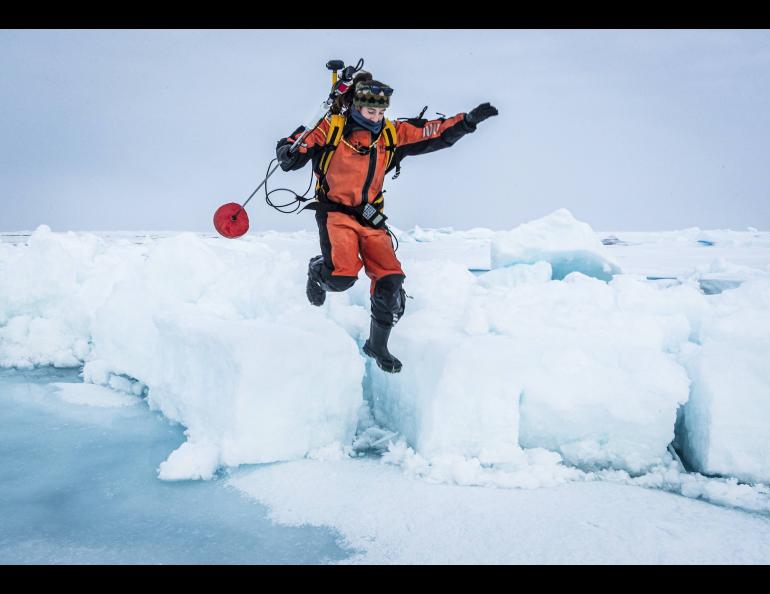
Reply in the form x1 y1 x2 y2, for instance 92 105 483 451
465 102 498 126
276 144 298 171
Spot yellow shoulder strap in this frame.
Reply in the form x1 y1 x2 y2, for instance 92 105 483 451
326 114 346 144
318 114 346 176
370 119 398 209
383 118 397 170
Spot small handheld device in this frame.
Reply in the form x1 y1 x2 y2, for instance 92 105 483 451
357 202 387 229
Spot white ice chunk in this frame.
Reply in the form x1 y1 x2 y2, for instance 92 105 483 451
158 439 221 481
491 209 621 280
369 264 693 474
147 310 363 479
679 277 770 483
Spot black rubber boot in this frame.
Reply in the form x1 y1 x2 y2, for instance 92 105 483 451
306 255 326 306
363 319 402 373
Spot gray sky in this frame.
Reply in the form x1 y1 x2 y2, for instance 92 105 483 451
1 29 769 233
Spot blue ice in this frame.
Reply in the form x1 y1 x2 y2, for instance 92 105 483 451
0 368 352 564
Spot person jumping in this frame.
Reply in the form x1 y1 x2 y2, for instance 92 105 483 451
275 72 498 373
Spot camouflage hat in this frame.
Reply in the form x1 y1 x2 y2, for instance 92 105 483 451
352 82 393 109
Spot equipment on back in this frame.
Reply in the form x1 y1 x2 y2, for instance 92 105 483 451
213 58 366 239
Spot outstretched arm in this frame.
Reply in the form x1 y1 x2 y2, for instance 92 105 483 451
392 103 498 164
275 117 331 171
393 113 472 161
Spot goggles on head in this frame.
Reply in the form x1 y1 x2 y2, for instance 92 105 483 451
353 82 393 109
356 84 394 97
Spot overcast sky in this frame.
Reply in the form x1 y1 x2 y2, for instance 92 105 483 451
1 29 768 233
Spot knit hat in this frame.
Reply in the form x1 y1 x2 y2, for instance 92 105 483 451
352 81 393 109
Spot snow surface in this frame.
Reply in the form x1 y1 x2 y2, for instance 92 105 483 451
228 457 770 564
1 212 770 496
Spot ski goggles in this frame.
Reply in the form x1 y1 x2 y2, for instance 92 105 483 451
353 84 393 108
356 84 394 97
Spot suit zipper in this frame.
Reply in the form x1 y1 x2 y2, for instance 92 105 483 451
360 140 378 205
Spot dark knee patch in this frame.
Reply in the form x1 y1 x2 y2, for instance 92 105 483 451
371 274 407 326
323 275 357 292
374 274 405 294
309 256 356 293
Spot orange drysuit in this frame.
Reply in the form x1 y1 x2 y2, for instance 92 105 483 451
277 111 477 325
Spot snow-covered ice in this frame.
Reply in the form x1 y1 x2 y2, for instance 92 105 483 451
491 209 622 281
2 210 770 563
369 263 695 473
678 277 770 483
4 367 769 564
228 457 770 564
